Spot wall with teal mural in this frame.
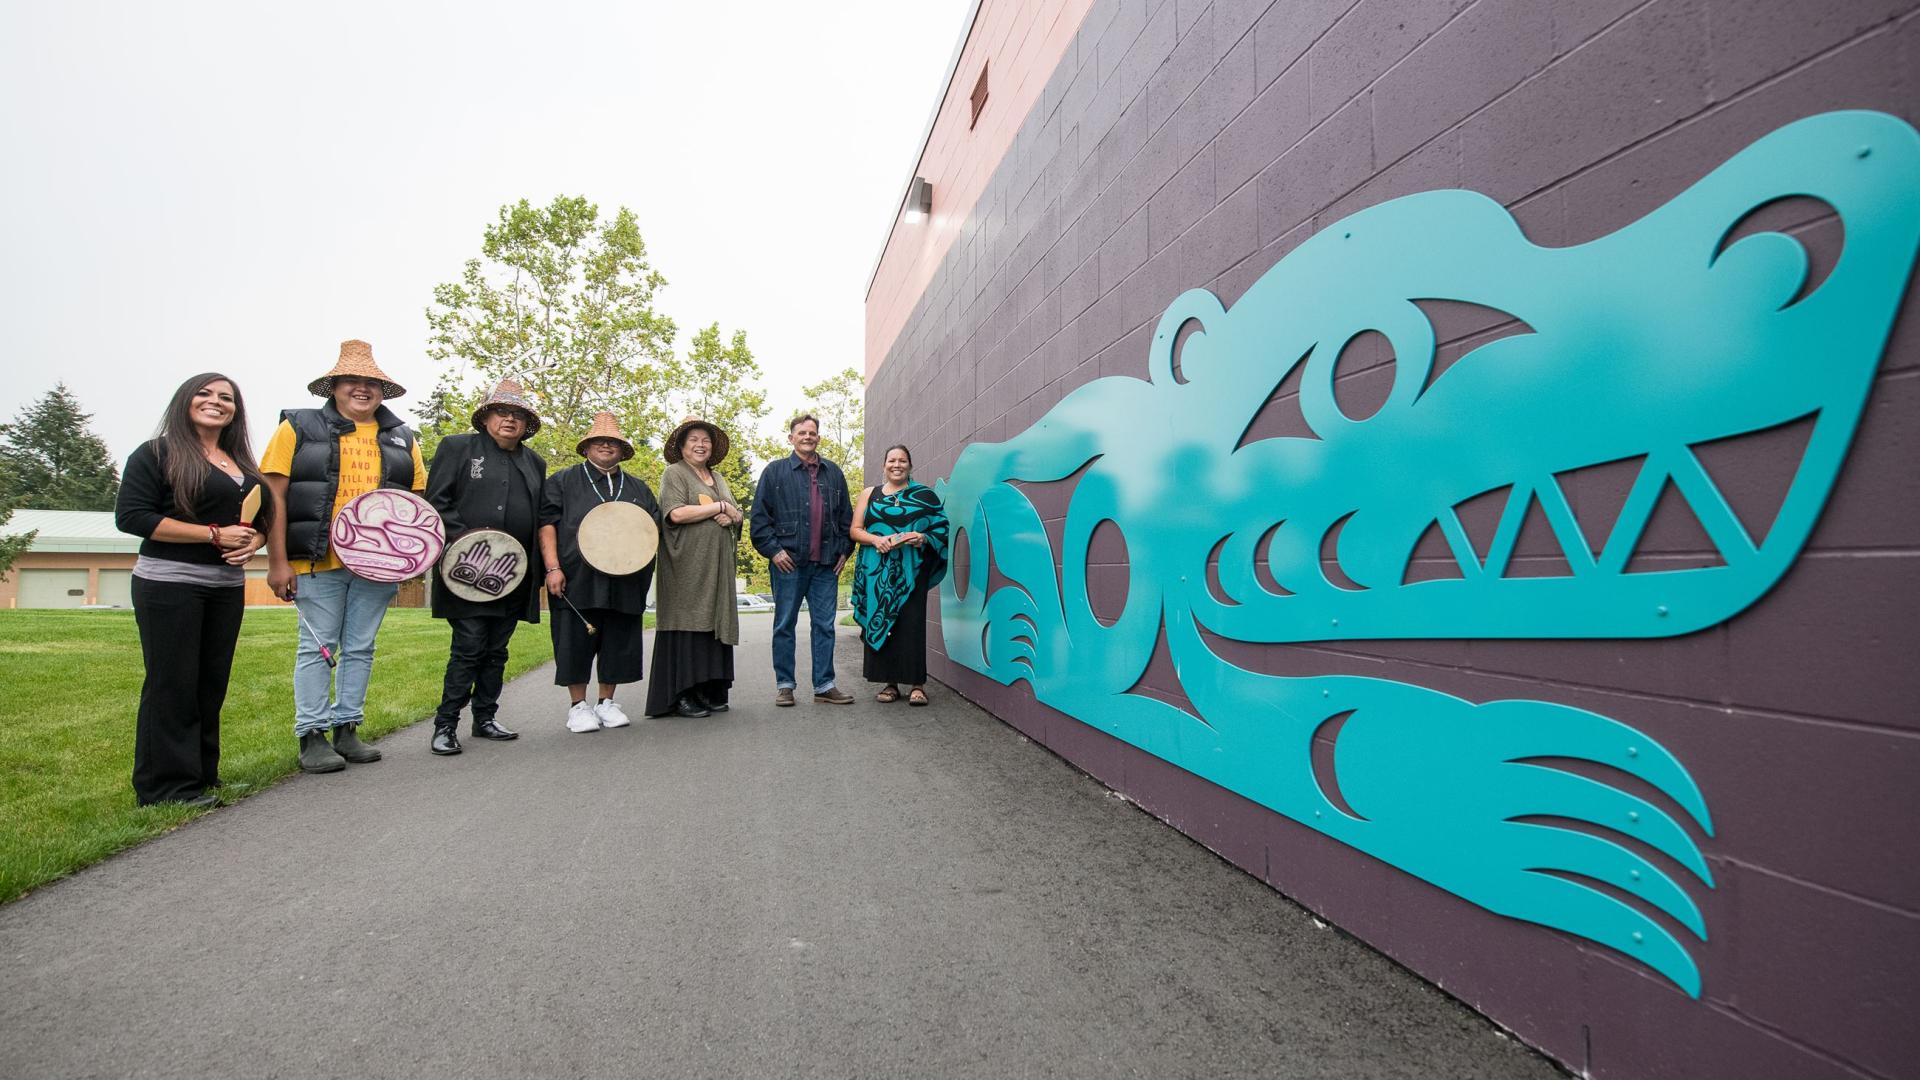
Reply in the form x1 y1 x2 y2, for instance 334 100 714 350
933 110 1919 999
865 4 1920 1076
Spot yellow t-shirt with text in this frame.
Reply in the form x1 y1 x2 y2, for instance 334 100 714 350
259 419 428 574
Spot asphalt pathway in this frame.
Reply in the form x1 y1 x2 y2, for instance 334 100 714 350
1 616 1559 1079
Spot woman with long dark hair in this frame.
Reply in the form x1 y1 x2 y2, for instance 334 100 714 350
850 444 949 706
114 373 271 806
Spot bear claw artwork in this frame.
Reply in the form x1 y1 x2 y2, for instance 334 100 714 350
934 111 1920 997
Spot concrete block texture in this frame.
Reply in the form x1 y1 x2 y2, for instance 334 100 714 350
866 1 1920 1076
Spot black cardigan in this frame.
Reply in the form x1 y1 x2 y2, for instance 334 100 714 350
115 441 261 567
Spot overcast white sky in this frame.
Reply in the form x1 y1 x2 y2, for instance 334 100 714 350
0 0 971 464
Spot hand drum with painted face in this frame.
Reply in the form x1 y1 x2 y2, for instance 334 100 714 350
578 501 659 576
330 489 446 583
439 529 529 602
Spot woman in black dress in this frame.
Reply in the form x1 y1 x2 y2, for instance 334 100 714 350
850 445 949 706
114 373 270 806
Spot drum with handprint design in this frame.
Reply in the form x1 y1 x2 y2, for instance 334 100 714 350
331 489 446 583
438 529 530 603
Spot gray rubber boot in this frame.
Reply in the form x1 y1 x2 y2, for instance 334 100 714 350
330 723 382 764
298 731 347 773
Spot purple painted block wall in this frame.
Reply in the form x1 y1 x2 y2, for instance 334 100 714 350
866 1 1920 1076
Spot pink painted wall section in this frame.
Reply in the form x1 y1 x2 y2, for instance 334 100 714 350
866 0 1096 380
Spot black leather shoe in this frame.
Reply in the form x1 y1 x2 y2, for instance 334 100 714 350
182 793 219 808
672 695 711 719
691 688 729 713
430 725 462 755
471 718 518 740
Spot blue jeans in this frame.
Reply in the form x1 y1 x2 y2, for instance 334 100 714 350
292 568 398 736
771 560 840 693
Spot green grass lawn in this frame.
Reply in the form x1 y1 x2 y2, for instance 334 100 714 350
0 607 554 904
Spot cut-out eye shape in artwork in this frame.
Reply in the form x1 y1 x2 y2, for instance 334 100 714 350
935 111 1920 998
332 490 446 583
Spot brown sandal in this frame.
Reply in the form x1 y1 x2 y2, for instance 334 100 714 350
907 688 929 706
876 686 901 703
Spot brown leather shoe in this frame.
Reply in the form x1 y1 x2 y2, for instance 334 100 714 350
775 688 795 707
814 688 855 705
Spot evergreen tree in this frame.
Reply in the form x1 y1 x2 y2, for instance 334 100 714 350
0 384 121 511
0 512 33 579
0 456 36 579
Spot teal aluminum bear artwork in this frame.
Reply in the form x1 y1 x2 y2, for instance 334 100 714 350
934 111 1920 997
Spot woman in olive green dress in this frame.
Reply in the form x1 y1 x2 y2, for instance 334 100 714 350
644 417 742 718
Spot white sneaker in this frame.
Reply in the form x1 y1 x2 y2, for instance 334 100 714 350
594 700 631 729
566 700 601 733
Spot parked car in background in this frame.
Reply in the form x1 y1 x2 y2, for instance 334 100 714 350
737 594 774 613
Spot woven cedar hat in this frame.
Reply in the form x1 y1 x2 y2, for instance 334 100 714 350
663 415 730 466
470 378 542 436
308 339 407 400
575 411 635 460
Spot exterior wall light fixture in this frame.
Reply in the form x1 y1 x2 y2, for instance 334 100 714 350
904 176 933 224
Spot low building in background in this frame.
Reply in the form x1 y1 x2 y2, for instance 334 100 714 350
0 509 425 609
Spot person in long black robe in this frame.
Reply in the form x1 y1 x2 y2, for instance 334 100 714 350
538 413 661 732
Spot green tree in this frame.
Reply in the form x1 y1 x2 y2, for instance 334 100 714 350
674 323 771 582
0 508 35 581
799 367 865 495
0 454 36 579
0 384 121 511
420 195 680 464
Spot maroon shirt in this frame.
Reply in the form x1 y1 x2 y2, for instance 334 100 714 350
804 459 824 563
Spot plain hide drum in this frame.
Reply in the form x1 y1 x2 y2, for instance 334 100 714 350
577 501 659 576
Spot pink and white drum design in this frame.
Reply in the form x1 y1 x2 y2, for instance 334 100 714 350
329 489 446 582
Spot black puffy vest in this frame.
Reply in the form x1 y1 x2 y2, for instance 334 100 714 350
280 403 417 562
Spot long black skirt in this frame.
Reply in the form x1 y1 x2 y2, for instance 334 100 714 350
644 630 734 716
863 584 929 685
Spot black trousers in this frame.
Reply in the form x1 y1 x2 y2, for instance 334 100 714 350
131 576 245 805
436 616 520 727
551 608 646 686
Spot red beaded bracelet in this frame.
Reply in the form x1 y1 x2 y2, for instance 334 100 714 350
207 523 220 545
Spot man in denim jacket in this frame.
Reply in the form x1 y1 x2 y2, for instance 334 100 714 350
750 414 856 706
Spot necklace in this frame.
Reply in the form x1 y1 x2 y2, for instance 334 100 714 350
582 463 623 503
